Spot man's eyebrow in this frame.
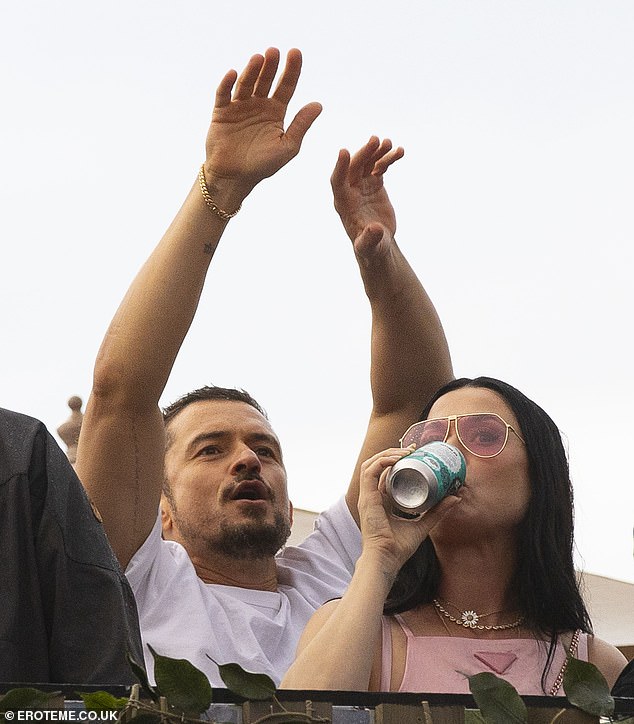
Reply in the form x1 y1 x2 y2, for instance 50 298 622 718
247 432 282 452
186 431 228 455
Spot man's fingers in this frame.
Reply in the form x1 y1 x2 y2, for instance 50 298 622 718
215 69 238 109
373 146 405 176
372 138 394 162
348 136 381 185
330 148 351 192
233 53 265 100
363 138 393 176
253 47 281 98
348 136 395 183
347 137 403 181
285 102 323 149
272 48 303 106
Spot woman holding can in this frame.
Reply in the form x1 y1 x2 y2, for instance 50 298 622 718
282 376 627 694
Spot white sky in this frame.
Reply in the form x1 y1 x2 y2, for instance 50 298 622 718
1 1 633 584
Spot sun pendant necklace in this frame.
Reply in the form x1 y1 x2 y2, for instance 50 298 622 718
432 598 525 631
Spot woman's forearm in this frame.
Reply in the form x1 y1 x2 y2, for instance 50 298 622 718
281 550 395 691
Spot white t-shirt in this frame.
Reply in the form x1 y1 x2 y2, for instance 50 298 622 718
126 497 361 687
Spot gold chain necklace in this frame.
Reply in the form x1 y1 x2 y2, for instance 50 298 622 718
433 598 525 631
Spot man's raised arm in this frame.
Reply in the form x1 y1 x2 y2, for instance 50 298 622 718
75 48 321 568
335 137 454 522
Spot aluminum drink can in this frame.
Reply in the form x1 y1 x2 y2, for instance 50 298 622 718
386 441 466 519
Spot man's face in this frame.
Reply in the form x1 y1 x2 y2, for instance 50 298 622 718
161 399 292 560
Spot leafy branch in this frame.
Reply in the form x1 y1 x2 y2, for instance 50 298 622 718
1 649 631 724
102 649 327 724
467 656 619 723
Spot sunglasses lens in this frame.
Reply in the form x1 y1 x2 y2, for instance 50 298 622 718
402 419 448 449
457 414 507 456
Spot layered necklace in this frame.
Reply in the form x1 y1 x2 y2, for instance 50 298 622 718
432 598 525 632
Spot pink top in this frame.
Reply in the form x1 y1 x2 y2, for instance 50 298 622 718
380 614 588 695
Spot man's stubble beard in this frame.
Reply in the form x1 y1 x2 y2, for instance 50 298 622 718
173 505 291 560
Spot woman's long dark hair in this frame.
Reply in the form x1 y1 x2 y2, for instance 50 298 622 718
384 377 592 691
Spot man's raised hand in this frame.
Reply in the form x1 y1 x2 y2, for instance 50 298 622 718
203 48 322 201
331 136 404 258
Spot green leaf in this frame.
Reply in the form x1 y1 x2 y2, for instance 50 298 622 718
78 692 128 712
465 711 488 724
563 657 615 717
149 645 213 715
468 672 528 724
0 689 43 711
214 661 276 700
126 651 159 703
0 689 61 711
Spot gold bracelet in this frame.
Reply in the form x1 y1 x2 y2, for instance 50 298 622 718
198 165 241 221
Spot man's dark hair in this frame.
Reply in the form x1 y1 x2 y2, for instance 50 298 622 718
163 386 267 426
384 376 592 691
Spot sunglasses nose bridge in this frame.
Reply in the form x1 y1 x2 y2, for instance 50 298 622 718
444 416 462 448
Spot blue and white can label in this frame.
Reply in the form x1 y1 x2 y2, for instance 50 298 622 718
386 441 466 518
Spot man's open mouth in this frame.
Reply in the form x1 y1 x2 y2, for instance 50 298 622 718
230 480 271 502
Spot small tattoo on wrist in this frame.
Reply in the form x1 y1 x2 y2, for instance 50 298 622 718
203 242 213 255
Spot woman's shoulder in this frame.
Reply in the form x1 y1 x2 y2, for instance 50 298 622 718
587 634 628 689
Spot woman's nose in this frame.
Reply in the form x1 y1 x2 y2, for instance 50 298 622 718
444 418 462 450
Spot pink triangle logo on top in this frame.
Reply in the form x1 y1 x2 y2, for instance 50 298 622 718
474 651 518 675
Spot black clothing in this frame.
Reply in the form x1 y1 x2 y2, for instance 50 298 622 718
613 658 634 698
0 407 142 684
